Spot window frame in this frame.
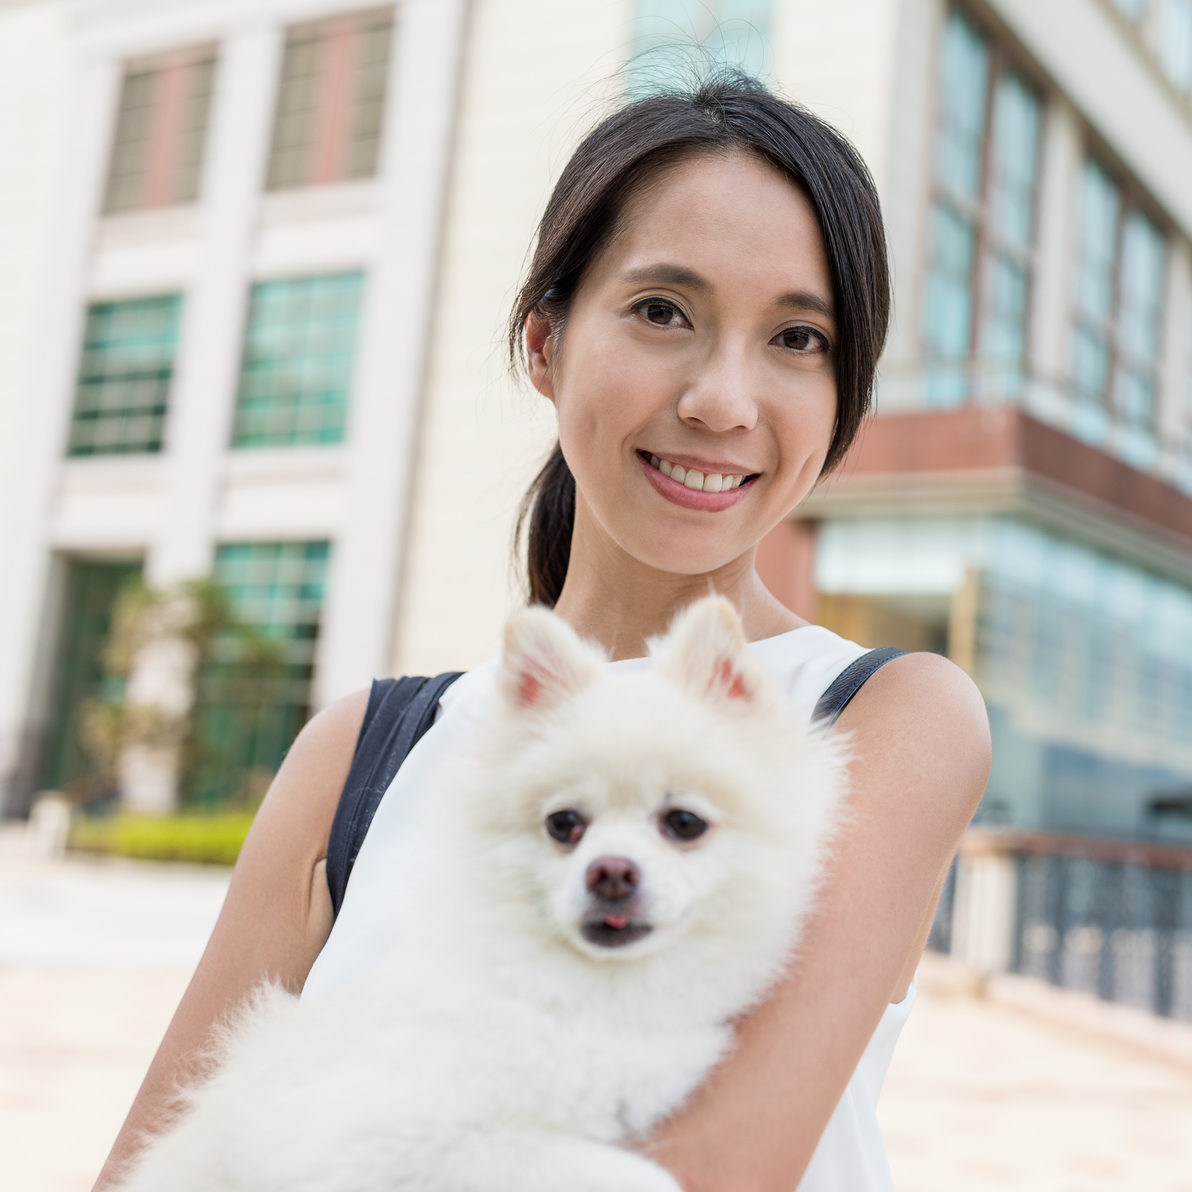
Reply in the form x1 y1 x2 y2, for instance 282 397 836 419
100 43 219 216
264 5 396 193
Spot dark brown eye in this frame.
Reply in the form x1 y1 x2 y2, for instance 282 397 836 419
546 810 585 844
661 809 708 841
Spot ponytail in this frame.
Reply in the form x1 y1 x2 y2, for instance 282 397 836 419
514 441 575 607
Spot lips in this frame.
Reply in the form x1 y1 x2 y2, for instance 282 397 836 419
636 451 757 511
581 918 654 948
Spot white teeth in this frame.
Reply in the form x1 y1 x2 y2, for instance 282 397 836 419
645 452 747 493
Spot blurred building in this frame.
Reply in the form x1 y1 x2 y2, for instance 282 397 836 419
0 0 1189 834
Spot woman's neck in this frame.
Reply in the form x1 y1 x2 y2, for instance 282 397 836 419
550 543 807 661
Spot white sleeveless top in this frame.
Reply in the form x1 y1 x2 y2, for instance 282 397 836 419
303 624 915 1191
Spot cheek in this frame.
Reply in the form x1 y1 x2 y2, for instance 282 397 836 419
776 376 837 466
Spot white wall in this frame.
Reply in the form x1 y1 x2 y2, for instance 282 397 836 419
391 0 634 675
0 1 74 547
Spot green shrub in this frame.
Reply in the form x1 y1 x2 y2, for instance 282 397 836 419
67 811 256 866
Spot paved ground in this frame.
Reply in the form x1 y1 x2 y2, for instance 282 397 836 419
3 854 1192 1192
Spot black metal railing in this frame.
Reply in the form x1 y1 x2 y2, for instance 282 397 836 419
942 830 1192 1022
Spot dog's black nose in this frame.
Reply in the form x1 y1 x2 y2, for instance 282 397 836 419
586 856 639 903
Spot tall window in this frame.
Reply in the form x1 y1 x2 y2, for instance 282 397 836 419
190 541 329 806
102 50 216 214
923 8 1042 405
266 9 394 190
1071 159 1165 444
231 272 365 448
628 0 772 94
67 295 183 456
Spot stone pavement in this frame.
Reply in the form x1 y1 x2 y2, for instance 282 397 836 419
2 855 1191 1192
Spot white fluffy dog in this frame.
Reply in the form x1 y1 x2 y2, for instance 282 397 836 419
113 595 848 1192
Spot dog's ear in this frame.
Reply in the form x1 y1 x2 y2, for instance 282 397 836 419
651 595 770 708
498 606 605 714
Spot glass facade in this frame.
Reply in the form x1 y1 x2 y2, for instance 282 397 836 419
67 295 183 456
978 528 1192 839
266 10 395 191
231 272 364 448
190 541 330 806
925 8 1040 405
627 0 773 93
103 52 216 214
816 516 1192 841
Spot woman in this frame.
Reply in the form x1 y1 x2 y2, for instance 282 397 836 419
95 75 990 1191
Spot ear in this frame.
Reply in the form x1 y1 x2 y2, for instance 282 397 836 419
498 605 605 714
651 595 770 708
524 309 558 403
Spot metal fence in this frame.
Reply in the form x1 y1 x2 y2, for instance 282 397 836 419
936 829 1192 1023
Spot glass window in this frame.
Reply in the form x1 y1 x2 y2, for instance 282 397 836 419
266 9 394 191
190 541 330 807
102 52 216 214
924 9 1041 405
1160 0 1192 91
1071 159 1165 437
627 0 772 94
67 295 183 456
231 272 364 449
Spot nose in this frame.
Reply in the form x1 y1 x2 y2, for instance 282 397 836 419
676 338 759 432
586 856 640 903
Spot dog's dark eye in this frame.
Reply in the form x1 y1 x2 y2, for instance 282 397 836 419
661 809 708 841
545 810 585 844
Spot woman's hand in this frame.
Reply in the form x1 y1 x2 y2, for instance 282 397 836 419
640 651 992 1192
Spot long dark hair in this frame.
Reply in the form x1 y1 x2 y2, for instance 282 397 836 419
511 73 891 607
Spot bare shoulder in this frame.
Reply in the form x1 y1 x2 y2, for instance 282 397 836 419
220 685 372 978
835 649 992 841
241 689 372 889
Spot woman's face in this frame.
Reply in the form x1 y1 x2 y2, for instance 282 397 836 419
528 149 838 581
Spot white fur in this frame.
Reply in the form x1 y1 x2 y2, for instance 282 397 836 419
112 596 849 1192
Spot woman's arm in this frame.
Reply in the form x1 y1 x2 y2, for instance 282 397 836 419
91 688 370 1192
642 651 992 1192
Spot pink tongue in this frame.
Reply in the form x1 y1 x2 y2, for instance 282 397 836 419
604 914 628 929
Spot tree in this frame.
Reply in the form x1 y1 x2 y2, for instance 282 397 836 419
80 576 287 812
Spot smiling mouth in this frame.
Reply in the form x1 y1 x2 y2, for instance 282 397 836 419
638 451 757 494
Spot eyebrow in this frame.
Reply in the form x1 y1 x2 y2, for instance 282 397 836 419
621 263 836 322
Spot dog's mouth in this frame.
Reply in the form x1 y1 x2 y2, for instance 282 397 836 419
581 913 653 948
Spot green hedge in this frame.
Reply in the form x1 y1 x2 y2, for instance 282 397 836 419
67 811 256 866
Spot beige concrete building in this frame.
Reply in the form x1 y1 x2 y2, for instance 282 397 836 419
1 0 1191 844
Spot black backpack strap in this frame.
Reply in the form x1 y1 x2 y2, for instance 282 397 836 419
811 647 908 726
326 671 464 918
